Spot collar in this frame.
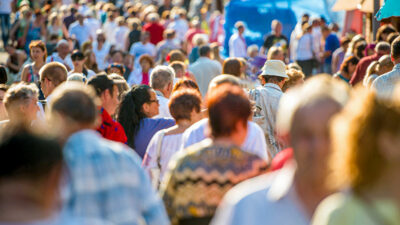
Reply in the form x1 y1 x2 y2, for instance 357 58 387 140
155 90 164 97
100 108 114 125
267 161 296 201
264 83 283 92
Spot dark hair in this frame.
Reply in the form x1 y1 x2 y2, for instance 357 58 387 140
172 78 200 92
392 36 400 60
199 45 211 57
207 84 251 138
354 41 367 59
0 65 7 84
71 49 84 61
260 75 285 83
106 63 125 75
340 56 360 74
169 89 201 121
387 32 400 45
222 58 242 77
117 85 152 148
376 24 397 42
0 126 62 181
87 74 115 97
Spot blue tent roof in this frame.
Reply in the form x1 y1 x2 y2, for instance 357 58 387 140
223 0 341 56
376 0 400 21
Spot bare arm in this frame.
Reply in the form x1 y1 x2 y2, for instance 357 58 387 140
21 66 29 82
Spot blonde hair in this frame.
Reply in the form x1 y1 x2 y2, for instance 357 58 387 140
329 87 400 192
282 69 305 92
363 61 379 86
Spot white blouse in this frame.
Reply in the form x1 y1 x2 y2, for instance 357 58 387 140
143 131 184 183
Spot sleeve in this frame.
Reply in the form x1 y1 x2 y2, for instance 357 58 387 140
263 35 272 49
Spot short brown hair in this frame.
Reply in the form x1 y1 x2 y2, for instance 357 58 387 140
170 61 186 75
168 50 186 63
4 83 38 111
139 54 155 68
222 57 242 77
207 84 251 138
172 78 200 93
29 40 47 61
169 89 201 121
39 62 68 87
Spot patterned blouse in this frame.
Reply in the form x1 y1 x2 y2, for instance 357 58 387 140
160 139 269 225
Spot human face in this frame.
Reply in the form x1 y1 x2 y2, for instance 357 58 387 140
57 44 70 57
274 23 282 36
348 62 357 75
104 85 120 115
112 53 123 64
30 47 44 62
290 100 341 181
72 58 85 69
140 60 151 72
142 90 159 118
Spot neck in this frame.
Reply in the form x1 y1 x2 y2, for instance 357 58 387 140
294 170 331 218
213 135 242 147
176 119 193 128
74 65 83 72
34 60 45 68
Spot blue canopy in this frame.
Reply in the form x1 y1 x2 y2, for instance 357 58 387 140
376 0 400 21
223 0 341 56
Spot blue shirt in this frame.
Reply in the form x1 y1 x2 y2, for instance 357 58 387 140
134 118 175 158
62 130 170 225
324 34 340 64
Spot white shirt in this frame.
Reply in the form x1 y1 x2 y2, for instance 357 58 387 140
114 26 130 51
143 132 184 183
312 26 323 60
68 69 96 79
68 22 90 46
249 83 283 157
189 57 222 96
372 63 400 100
85 18 101 40
103 21 117 45
211 163 309 225
46 53 74 71
229 33 247 58
127 68 153 86
92 41 111 71
168 18 189 42
181 118 269 161
295 33 314 61
154 91 172 119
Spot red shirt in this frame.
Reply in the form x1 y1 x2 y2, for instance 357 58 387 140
141 72 149 85
97 108 127 144
143 22 165 45
349 53 382 86
270 148 293 171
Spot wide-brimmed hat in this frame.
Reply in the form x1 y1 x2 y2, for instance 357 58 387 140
260 60 288 78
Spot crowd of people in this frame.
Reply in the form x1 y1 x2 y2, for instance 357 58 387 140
1 0 400 225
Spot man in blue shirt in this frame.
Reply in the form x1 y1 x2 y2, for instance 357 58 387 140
322 26 340 74
47 83 170 225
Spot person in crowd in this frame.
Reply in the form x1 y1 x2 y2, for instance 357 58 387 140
0 0 12 47
364 43 376 57
189 45 222 96
172 78 200 93
332 37 351 74
0 127 74 224
295 23 315 77
267 46 285 61
184 19 205 53
63 5 77 30
156 29 180 62
387 32 399 45
312 88 400 225
181 75 269 161
67 73 87 84
69 50 96 78
143 89 203 188
128 54 155 86
321 26 340 74
333 56 359 83
109 73 130 101
222 57 242 78
189 34 208 63
168 9 189 43
87 74 127 143
373 37 400 99
47 83 170 225
350 41 391 85
0 85 8 121
84 10 101 41
261 20 288 58
5 43 27 82
2 83 39 127
364 55 394 88
92 30 111 71
170 61 190 83
376 24 397 42
84 50 99 73
106 63 125 77
129 31 157 69
68 13 90 47
39 62 68 106
143 13 165 45
24 10 47 53
21 41 47 88
282 68 305 92
161 84 269 225
46 39 74 71
114 16 130 51
126 18 142 50
117 85 175 158
47 12 68 40
150 65 175 118
229 21 247 58
250 60 288 157
212 75 349 225
344 34 365 59
103 11 117 45
363 61 380 87
354 40 367 59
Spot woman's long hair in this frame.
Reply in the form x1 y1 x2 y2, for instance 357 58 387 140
117 85 152 148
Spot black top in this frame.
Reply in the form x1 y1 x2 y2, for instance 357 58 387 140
262 34 288 52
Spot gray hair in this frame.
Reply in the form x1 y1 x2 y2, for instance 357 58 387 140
276 75 350 136
4 83 39 110
150 65 175 90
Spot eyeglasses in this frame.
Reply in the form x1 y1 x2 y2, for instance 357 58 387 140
147 99 159 104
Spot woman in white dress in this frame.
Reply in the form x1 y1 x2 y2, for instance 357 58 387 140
143 89 203 188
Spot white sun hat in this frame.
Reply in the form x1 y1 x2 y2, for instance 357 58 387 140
260 60 288 78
